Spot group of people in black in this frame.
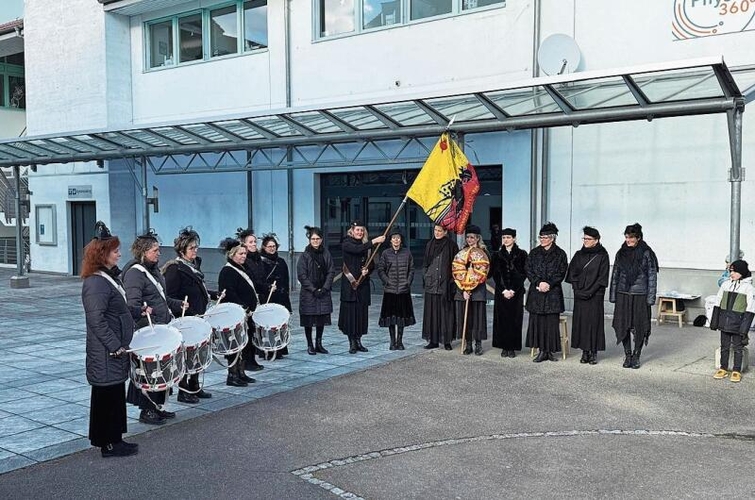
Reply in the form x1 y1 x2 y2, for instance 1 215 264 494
81 218 658 458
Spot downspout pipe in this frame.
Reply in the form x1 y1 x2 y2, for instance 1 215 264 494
530 0 542 248
727 99 745 262
285 0 296 291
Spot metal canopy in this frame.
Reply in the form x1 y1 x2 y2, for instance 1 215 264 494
2 56 755 168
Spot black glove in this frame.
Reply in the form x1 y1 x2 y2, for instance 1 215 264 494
110 346 127 357
313 289 323 298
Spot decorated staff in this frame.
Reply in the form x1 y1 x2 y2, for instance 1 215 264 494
452 225 490 355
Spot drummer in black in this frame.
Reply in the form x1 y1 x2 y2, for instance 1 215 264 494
163 227 214 403
259 234 292 359
237 228 265 371
339 220 386 354
122 231 186 425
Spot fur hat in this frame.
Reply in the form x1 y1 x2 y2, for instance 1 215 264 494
730 259 751 279
501 227 516 237
624 223 643 239
539 222 558 236
465 224 482 235
583 226 600 239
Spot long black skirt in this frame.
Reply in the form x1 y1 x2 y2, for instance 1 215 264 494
492 292 524 350
422 293 455 344
379 292 416 327
571 294 606 352
339 301 369 337
525 313 561 352
612 293 651 344
455 300 487 341
89 383 127 447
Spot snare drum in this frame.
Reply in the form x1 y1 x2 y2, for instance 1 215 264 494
170 316 213 375
205 302 248 355
251 303 291 352
129 324 185 392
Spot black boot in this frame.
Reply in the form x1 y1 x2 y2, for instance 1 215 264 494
425 342 439 349
547 351 557 361
396 330 405 350
622 336 633 368
463 341 473 355
226 367 247 387
580 350 589 364
305 328 316 355
355 337 368 352
631 347 642 369
500 349 507 358
588 351 598 365
349 336 358 354
533 350 547 363
315 330 329 354
474 340 482 356
389 328 397 350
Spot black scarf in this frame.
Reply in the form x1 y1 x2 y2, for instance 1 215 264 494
179 256 205 281
496 243 520 273
101 265 123 282
616 240 658 285
580 243 603 255
305 244 327 289
425 235 452 264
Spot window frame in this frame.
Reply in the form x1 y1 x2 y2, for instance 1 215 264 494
314 0 505 41
0 60 25 109
144 1 268 72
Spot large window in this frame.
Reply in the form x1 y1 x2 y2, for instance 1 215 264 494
145 1 268 70
0 57 25 109
318 0 504 38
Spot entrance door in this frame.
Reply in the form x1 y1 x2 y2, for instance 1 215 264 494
71 201 96 275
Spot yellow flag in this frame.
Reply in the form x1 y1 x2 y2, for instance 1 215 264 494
407 133 471 230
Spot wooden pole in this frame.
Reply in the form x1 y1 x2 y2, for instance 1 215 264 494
353 195 409 288
459 296 470 354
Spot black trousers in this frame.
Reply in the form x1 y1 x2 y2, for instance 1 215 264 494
720 330 745 371
89 383 127 447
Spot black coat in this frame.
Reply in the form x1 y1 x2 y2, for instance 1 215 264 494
609 241 658 305
259 252 292 312
218 260 259 313
340 237 376 304
567 244 610 300
525 244 568 314
422 236 458 298
244 252 270 300
122 259 183 328
378 246 414 294
490 244 528 294
82 270 141 386
163 256 216 316
297 246 335 316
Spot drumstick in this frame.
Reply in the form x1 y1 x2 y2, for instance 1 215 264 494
126 345 160 353
144 301 154 332
181 295 189 318
216 289 226 305
266 281 276 304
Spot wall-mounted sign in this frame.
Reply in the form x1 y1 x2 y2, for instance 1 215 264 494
68 185 92 198
673 0 755 40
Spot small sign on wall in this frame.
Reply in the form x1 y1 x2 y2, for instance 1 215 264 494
35 204 57 246
673 0 755 39
68 185 92 198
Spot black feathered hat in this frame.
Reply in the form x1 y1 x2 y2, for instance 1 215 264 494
219 237 242 254
305 225 323 239
624 223 643 239
93 221 112 240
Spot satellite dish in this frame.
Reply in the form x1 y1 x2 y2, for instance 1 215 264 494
537 34 582 76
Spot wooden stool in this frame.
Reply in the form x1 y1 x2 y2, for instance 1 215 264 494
530 316 569 359
657 297 686 328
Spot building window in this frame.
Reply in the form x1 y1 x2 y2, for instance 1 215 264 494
244 0 268 50
179 13 204 63
210 5 238 57
8 76 24 109
148 20 174 68
317 0 504 39
410 0 451 20
319 0 355 37
145 1 268 71
0 78 4 107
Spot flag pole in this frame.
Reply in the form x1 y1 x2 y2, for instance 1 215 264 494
354 195 409 288
460 296 470 354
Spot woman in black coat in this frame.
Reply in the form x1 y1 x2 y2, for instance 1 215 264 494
237 228 265 371
122 231 185 425
609 223 658 369
378 230 415 350
259 234 292 358
421 224 458 350
525 222 568 362
339 220 386 354
163 227 215 403
81 222 143 458
566 226 610 365
490 227 528 358
297 226 335 355
217 238 258 387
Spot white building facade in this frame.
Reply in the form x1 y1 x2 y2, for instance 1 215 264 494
16 0 755 310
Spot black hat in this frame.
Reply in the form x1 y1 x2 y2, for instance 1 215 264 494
730 260 751 279
624 223 643 239
583 226 600 239
501 227 516 237
389 228 404 239
93 221 112 240
351 220 365 228
465 224 481 235
539 222 558 236
136 228 159 243
305 225 323 239
219 237 242 254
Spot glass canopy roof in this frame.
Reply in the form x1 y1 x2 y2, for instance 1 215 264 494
1 57 753 168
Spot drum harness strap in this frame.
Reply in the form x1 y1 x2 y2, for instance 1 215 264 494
95 271 127 304
132 264 174 319
223 263 261 309
178 257 212 304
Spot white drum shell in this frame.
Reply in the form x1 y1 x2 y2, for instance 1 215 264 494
205 303 248 355
251 303 291 352
170 316 213 374
129 324 185 391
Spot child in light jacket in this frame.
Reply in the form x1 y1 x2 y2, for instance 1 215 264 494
711 260 755 383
